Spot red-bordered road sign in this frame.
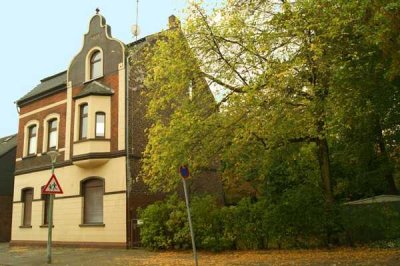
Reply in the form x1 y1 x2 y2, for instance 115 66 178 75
42 174 63 194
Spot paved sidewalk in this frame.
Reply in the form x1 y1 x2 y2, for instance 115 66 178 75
1 243 400 266
0 243 161 266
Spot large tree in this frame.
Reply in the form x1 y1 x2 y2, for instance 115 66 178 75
140 0 399 201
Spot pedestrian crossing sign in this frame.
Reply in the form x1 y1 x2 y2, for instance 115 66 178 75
42 174 63 194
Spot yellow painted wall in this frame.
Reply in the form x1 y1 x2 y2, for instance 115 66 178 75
11 157 126 243
73 140 111 156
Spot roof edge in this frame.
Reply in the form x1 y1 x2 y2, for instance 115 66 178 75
41 70 67 82
16 84 66 107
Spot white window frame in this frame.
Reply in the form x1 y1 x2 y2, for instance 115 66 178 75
85 47 104 81
42 113 60 153
23 120 40 157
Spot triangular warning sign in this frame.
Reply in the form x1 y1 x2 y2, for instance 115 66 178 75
42 174 63 194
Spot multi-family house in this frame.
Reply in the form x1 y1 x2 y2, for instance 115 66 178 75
11 12 222 248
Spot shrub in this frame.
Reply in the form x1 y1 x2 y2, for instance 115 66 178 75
221 198 268 250
191 195 233 251
340 202 400 245
138 194 188 249
265 184 333 248
138 193 400 250
137 200 171 249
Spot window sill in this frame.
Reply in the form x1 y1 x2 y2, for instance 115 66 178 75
73 138 110 144
42 149 58 155
84 76 103 84
22 154 37 160
40 225 54 228
19 225 32 228
79 223 105 227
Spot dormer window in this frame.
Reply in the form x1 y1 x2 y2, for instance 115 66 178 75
90 51 103 80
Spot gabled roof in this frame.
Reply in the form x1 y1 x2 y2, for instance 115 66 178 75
15 14 178 106
16 71 67 106
0 134 17 157
73 81 114 99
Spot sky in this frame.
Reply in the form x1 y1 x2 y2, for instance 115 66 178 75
0 0 220 137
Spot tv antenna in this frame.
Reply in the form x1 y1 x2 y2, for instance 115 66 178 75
131 0 140 40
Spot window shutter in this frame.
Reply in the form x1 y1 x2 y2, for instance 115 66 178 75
84 179 103 224
23 189 33 226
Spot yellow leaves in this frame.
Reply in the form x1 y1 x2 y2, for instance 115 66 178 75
109 247 400 265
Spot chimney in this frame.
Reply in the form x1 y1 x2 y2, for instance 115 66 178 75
168 15 181 29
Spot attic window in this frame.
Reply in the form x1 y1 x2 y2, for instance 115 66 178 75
90 51 103 80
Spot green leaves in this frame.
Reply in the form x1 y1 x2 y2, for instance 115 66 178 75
139 0 399 199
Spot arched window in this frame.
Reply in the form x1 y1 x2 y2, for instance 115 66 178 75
47 119 58 150
22 188 34 226
27 125 37 155
95 112 105 138
90 51 103 80
82 179 104 224
79 104 88 140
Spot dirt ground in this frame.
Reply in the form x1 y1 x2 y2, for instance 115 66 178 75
0 243 399 266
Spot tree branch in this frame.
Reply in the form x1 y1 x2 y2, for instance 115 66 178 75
193 4 250 86
202 72 245 93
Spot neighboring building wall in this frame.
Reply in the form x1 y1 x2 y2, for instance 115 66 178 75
125 31 224 246
0 147 16 242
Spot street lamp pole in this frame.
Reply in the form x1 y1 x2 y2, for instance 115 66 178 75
46 151 59 264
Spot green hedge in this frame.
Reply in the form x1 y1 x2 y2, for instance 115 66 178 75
340 203 400 245
138 193 400 250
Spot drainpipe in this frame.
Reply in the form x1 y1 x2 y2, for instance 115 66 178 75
125 53 132 249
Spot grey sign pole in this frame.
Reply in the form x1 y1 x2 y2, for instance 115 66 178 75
179 165 198 266
47 193 54 264
46 151 59 264
182 177 198 266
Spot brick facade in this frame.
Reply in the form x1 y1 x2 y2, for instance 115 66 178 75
125 38 224 247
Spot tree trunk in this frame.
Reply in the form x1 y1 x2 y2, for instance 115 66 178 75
316 137 334 204
375 118 398 194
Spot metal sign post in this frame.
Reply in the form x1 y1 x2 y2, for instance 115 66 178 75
42 151 62 264
180 166 198 266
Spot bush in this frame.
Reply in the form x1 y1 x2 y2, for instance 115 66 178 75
191 195 233 251
138 194 189 249
138 193 400 251
265 184 334 248
221 198 268 250
340 202 400 245
139 194 269 251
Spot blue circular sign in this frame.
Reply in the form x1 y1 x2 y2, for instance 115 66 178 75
179 166 190 178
